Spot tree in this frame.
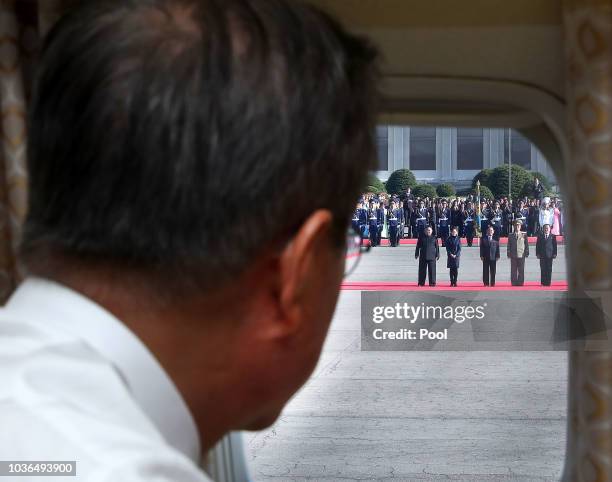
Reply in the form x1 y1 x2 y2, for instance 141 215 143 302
456 187 473 197
364 173 386 194
472 185 494 201
488 164 533 199
412 183 437 199
385 169 417 195
436 183 456 197
472 169 493 189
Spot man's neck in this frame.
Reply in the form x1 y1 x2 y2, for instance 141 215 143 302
32 266 245 455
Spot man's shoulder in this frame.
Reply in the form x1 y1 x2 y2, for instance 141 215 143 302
0 315 209 481
0 401 210 481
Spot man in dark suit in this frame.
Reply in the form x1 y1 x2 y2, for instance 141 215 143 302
400 187 414 204
536 223 557 286
403 199 415 238
415 226 439 286
480 225 500 286
534 177 545 201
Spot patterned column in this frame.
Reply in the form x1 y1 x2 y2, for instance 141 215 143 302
0 0 37 302
564 1 612 480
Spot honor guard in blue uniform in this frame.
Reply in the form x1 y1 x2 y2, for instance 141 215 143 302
462 202 476 247
351 201 362 234
352 201 368 238
387 199 402 247
415 200 429 238
397 199 405 240
376 199 386 242
438 199 450 246
428 202 438 236
445 226 461 286
367 199 383 247
489 202 503 240
480 201 490 234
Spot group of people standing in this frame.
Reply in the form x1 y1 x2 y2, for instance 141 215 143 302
351 184 562 288
414 221 558 287
352 187 564 249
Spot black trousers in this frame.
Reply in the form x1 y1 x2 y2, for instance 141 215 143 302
510 257 526 286
540 257 553 286
449 267 458 285
416 224 426 238
418 258 436 286
482 259 497 286
369 224 379 246
388 225 398 246
465 225 475 247
439 226 449 246
528 221 536 236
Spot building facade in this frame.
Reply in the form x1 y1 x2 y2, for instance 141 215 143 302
377 126 556 188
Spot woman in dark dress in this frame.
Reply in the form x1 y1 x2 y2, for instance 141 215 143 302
446 226 462 287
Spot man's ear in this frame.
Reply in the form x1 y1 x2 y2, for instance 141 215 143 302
273 209 336 336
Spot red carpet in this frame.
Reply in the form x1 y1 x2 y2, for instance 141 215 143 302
363 236 564 247
341 281 568 291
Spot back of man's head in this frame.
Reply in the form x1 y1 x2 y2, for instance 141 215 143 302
23 0 379 293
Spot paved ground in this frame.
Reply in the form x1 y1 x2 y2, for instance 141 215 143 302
244 245 568 481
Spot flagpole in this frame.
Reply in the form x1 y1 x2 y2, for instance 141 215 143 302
508 128 512 198
476 180 481 237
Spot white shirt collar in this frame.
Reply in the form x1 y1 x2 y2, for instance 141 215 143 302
5 277 201 463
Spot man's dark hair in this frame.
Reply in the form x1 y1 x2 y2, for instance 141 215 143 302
23 0 379 289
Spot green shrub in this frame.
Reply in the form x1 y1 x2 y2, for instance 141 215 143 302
436 183 456 197
472 169 493 189
385 169 417 195
488 164 533 199
364 173 386 194
412 183 437 199
471 185 494 201
519 183 532 199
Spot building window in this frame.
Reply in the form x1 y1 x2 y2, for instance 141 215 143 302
457 128 484 170
410 127 436 170
504 129 531 169
376 126 389 170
